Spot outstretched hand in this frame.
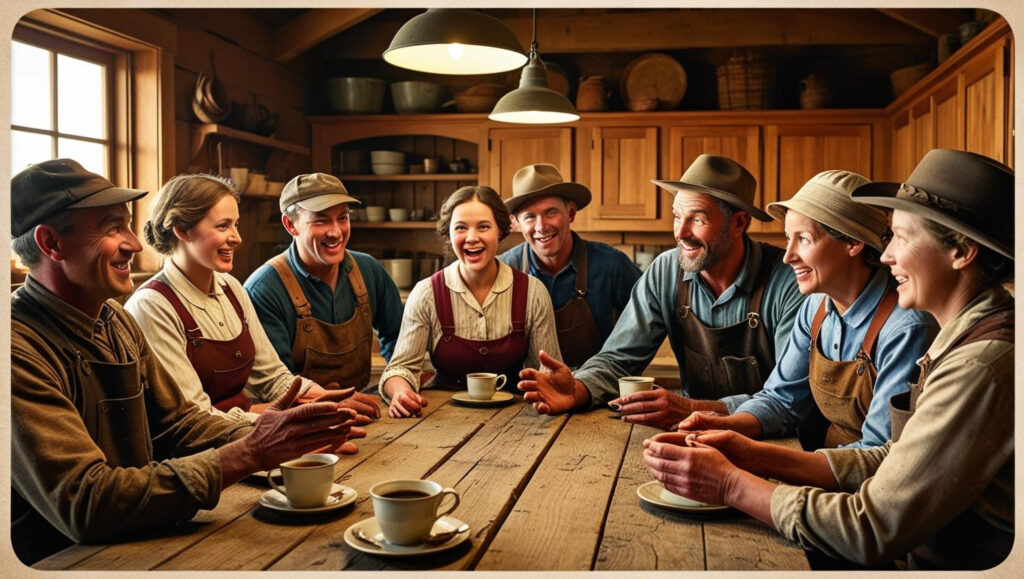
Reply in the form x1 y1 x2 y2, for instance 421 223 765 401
518 350 587 414
297 382 382 420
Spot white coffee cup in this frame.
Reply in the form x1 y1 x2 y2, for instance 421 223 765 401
370 479 460 545
618 376 655 397
266 453 339 508
466 372 507 400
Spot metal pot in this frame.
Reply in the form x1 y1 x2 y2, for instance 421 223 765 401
391 81 446 114
328 77 385 114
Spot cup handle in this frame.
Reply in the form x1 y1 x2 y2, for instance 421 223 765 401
266 468 286 495
435 488 461 519
495 375 507 391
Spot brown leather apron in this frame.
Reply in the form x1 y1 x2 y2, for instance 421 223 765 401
519 238 602 367
269 251 373 390
888 305 1013 569
675 245 781 400
802 285 899 448
139 278 255 412
428 268 529 389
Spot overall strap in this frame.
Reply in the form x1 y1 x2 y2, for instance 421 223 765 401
139 278 203 341
345 252 370 307
571 236 589 296
430 270 456 336
220 283 247 324
519 247 530 273
748 244 782 317
859 282 900 361
809 298 829 345
509 267 529 334
269 253 312 318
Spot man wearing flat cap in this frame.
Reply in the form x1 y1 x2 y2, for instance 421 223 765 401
520 154 804 427
245 173 402 408
499 164 641 368
10 159 362 564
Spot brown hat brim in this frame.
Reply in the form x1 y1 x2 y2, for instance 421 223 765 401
294 193 362 213
505 182 591 215
852 182 1013 260
652 179 771 221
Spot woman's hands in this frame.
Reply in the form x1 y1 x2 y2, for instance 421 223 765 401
383 376 428 418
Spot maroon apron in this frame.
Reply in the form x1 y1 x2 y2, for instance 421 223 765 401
140 278 255 412
428 267 529 389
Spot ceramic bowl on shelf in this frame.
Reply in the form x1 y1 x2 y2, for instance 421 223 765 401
389 208 409 222
371 162 405 175
365 206 387 222
328 77 385 114
370 150 405 164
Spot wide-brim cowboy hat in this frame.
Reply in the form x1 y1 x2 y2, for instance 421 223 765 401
851 148 1013 259
505 163 591 215
652 154 770 221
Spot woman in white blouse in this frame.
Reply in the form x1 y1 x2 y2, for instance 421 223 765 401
125 174 378 427
382 185 562 418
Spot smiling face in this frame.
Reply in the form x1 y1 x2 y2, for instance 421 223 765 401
881 210 959 316
514 195 576 264
60 203 143 306
783 209 859 296
672 190 736 273
450 199 500 275
284 203 351 270
179 194 241 274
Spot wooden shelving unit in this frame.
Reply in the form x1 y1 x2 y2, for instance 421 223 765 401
339 173 477 182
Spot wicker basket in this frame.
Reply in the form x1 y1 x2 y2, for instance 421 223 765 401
889 63 933 98
716 52 777 110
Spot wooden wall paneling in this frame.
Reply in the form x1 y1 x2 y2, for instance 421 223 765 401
891 110 914 180
932 76 962 152
488 127 575 203
959 38 1006 163
910 98 933 167
1006 35 1014 169
589 126 660 221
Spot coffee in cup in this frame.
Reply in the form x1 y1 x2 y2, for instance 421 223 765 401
266 453 339 508
466 372 507 400
370 479 460 545
618 376 655 397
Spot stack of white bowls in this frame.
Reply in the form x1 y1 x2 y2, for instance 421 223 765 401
370 151 405 175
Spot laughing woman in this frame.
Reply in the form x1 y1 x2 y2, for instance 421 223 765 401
643 150 1013 569
125 174 368 426
380 185 562 418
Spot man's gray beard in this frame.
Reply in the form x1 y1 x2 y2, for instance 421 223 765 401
677 227 734 273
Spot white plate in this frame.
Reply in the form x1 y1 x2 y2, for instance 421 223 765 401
450 391 514 407
636 481 730 513
344 515 470 557
258 483 357 514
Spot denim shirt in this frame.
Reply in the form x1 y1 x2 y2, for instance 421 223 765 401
243 243 404 371
574 237 805 409
734 269 938 449
499 234 642 343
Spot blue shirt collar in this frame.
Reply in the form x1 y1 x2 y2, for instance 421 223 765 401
823 268 892 328
286 241 352 284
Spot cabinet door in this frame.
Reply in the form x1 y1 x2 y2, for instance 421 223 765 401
910 99 933 168
763 124 872 233
588 126 659 222
488 127 573 202
962 38 1008 163
891 111 915 182
932 76 962 153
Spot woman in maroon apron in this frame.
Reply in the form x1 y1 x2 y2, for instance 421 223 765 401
643 150 1013 569
125 174 349 424
380 186 562 418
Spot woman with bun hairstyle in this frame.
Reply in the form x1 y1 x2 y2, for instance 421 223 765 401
125 174 377 429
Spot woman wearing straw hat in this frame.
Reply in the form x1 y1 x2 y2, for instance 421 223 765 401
643 149 1013 569
678 170 937 450
380 185 562 418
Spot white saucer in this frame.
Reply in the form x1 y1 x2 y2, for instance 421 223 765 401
344 515 470 556
258 483 356 514
451 391 514 407
636 481 730 513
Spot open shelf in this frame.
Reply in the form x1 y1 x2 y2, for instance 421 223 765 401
351 222 437 229
191 123 311 159
339 173 477 182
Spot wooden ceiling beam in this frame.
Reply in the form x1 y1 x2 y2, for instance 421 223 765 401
273 8 381 62
875 8 970 37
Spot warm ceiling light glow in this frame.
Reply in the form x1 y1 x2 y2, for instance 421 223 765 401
383 9 527 75
447 43 464 60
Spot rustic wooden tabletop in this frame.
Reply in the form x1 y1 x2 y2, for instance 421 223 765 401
36 390 809 572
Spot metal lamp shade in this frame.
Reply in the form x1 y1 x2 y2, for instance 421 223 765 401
383 9 528 75
489 55 579 124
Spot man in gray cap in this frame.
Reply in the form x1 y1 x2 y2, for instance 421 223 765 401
10 159 363 564
499 164 641 368
519 154 805 427
245 173 402 406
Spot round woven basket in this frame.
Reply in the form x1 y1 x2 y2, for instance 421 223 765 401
889 63 933 98
716 52 777 110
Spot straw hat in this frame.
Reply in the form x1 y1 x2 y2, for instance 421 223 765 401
852 149 1013 259
279 173 361 213
767 170 889 251
652 154 770 221
505 164 591 214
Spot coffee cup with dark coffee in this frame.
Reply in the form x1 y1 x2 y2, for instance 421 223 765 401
370 479 460 545
266 453 339 508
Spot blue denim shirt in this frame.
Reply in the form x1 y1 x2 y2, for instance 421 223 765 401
499 234 642 345
733 269 938 449
575 237 805 409
243 243 404 371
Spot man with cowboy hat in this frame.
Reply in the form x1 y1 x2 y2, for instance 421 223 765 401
499 163 641 368
519 154 804 425
10 159 363 564
244 173 403 416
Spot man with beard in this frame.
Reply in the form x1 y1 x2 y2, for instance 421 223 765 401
245 173 402 410
517 155 805 429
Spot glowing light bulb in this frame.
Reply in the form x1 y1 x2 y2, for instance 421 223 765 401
447 43 465 60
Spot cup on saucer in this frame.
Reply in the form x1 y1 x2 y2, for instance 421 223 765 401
466 372 507 400
266 453 338 508
370 479 460 546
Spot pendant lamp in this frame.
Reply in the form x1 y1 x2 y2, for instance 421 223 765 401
489 10 579 124
383 9 528 75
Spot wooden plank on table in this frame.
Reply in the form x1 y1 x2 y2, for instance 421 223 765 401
704 518 809 570
594 422 705 570
475 408 633 571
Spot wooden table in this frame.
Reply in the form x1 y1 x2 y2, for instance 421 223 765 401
36 390 810 572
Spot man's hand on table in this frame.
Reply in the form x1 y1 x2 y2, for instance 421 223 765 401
299 382 381 421
518 350 589 414
610 389 726 430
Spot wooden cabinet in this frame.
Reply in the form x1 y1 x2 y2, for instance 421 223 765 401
487 126 574 202
572 125 661 231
